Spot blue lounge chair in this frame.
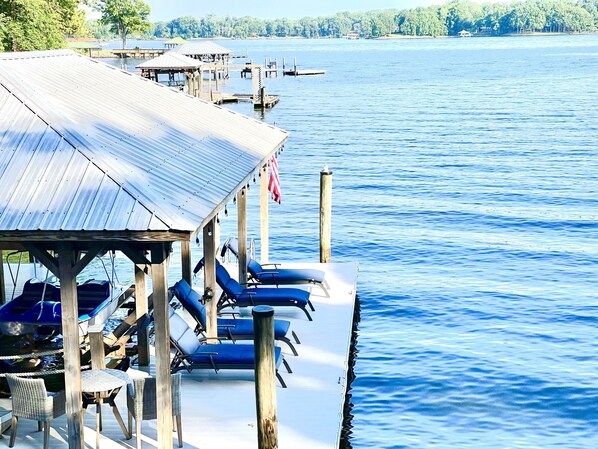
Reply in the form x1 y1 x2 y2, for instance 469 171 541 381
221 237 328 294
194 259 315 321
167 306 291 388
171 279 300 355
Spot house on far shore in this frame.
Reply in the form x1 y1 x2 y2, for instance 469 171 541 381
458 30 473 37
164 36 187 49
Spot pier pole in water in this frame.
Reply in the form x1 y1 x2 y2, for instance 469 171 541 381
320 166 333 263
253 306 278 449
260 164 269 263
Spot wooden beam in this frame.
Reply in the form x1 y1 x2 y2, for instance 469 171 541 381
135 263 150 366
181 239 192 287
0 230 192 242
260 165 269 264
118 243 152 266
203 218 217 339
151 243 174 449
88 324 106 370
72 243 106 276
57 243 84 449
238 187 248 286
22 244 59 278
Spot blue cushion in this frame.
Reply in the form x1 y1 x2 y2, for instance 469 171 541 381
254 267 325 285
236 287 309 307
172 279 207 328
217 318 290 339
187 344 282 368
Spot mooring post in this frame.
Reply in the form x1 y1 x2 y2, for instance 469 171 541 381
253 305 278 449
320 165 333 263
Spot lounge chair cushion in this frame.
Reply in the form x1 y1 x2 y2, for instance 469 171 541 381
186 344 282 368
214 260 310 305
172 279 291 339
248 259 325 285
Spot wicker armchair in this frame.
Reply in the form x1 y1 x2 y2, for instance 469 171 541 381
126 373 182 449
5 374 66 449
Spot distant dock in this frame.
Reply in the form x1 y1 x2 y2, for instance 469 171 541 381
282 57 325 76
111 48 165 59
283 68 326 76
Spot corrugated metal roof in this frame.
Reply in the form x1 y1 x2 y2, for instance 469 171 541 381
0 50 288 235
136 52 201 70
172 41 232 57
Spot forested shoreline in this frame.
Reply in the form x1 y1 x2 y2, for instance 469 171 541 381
2 0 598 53
146 0 598 39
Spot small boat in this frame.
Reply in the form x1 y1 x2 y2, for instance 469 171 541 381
345 32 360 40
0 279 123 336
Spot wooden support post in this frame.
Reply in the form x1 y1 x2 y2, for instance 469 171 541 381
181 239 192 287
0 251 5 305
203 218 218 339
260 165 269 264
320 166 333 263
89 324 106 370
238 187 248 286
151 243 173 449
135 263 150 366
253 306 278 449
57 244 84 449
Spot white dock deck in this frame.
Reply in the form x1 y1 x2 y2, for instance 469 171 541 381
0 262 358 449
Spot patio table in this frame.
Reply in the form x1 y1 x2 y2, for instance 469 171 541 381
81 368 130 449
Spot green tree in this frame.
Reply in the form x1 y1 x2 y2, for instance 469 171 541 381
87 18 114 39
0 0 66 51
52 0 87 36
92 0 151 48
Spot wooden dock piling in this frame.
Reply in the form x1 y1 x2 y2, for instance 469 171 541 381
320 166 333 263
253 305 278 449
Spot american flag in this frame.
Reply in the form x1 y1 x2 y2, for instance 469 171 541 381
268 156 282 204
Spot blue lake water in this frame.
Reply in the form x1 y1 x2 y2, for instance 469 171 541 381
102 35 598 448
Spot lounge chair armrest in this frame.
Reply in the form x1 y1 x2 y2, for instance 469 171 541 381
200 337 223 343
261 263 281 268
257 271 280 277
217 324 237 329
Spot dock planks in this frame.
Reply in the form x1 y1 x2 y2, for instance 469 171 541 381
1 262 359 449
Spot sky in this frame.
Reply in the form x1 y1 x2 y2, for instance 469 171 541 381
143 0 447 22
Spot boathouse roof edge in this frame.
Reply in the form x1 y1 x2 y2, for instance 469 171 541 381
0 50 287 242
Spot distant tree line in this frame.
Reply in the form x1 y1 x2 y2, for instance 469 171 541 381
141 0 598 39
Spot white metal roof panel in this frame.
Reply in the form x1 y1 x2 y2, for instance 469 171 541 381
136 52 201 70
172 41 232 57
0 50 287 235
